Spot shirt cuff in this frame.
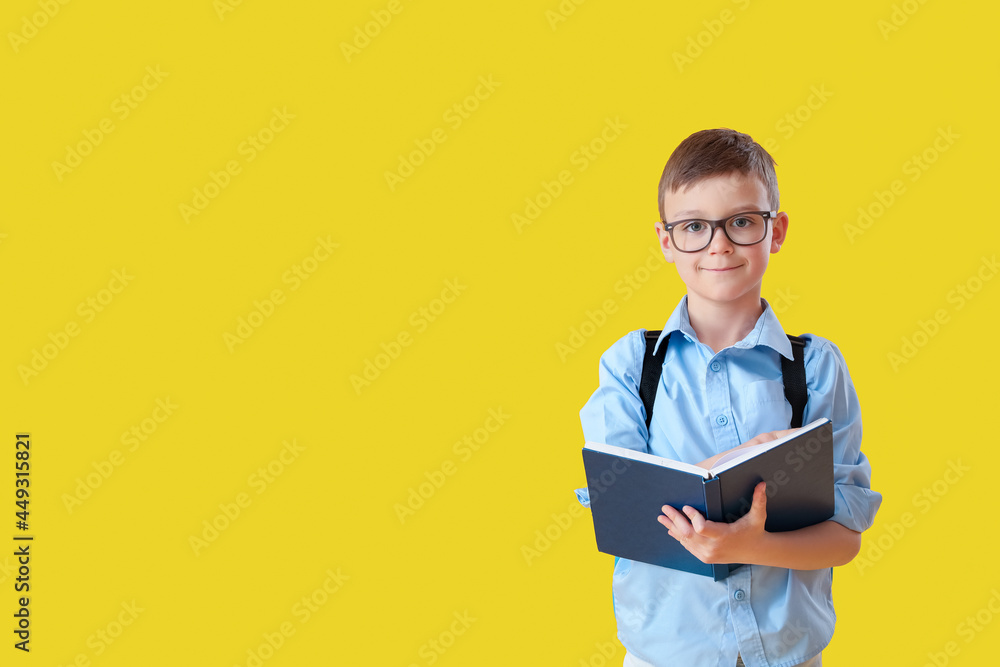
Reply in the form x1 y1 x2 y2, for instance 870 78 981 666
574 487 591 508
830 482 882 532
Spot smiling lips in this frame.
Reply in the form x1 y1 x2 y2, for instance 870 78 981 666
702 265 741 271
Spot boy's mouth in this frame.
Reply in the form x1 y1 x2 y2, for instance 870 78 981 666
701 265 741 272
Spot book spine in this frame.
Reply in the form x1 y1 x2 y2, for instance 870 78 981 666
703 476 723 522
703 477 730 581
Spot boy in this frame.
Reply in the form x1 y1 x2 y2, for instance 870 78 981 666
577 129 881 667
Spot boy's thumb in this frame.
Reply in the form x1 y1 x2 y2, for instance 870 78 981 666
753 482 767 513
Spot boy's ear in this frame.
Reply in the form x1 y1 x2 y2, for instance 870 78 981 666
769 212 789 254
655 221 675 263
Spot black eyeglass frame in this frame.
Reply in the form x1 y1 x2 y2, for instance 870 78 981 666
660 210 778 253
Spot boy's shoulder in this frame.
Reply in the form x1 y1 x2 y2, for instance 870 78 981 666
795 332 848 364
595 329 649 377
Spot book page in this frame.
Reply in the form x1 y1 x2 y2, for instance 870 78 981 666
711 443 770 469
708 418 830 475
584 441 710 478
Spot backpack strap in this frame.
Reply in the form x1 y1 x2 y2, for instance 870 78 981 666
639 330 667 432
781 335 808 429
638 331 809 434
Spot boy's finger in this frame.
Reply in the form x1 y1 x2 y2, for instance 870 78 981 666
663 507 694 536
681 505 702 521
684 507 707 533
662 504 683 521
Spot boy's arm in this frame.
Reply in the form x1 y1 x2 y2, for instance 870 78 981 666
576 331 650 507
662 338 880 569
579 330 651 453
658 482 862 569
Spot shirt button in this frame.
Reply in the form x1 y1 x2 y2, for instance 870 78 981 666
734 589 746 601
716 414 728 426
710 361 722 372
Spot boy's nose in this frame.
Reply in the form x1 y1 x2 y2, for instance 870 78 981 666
706 225 734 253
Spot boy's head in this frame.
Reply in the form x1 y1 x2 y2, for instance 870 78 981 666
654 129 788 311
657 128 779 221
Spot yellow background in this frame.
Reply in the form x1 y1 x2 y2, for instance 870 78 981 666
2 0 998 664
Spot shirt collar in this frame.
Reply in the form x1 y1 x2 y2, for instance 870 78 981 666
653 296 793 360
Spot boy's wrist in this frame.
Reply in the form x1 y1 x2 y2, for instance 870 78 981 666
743 529 777 567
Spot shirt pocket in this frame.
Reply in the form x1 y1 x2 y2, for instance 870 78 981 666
739 380 792 438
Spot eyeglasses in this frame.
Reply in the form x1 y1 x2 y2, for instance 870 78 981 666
660 211 777 253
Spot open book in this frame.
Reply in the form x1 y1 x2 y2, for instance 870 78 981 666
581 418 834 580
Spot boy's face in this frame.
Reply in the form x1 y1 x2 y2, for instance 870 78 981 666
655 172 788 310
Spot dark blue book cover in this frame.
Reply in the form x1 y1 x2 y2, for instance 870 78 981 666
582 419 834 580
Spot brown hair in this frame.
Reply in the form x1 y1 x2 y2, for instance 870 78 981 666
657 128 779 220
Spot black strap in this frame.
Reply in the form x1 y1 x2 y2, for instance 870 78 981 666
781 335 808 428
639 331 808 435
640 330 668 431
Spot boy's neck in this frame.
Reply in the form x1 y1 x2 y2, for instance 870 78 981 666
686 292 765 354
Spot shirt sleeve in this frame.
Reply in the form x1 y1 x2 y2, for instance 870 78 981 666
802 336 882 533
575 330 649 507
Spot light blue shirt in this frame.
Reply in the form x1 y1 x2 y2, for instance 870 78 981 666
577 296 881 667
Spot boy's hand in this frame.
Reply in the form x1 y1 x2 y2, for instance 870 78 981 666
657 481 768 564
694 428 799 469
743 428 798 446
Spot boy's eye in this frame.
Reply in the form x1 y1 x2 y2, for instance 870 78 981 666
730 217 753 228
681 221 706 233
